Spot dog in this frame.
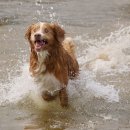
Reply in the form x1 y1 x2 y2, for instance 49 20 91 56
25 22 79 107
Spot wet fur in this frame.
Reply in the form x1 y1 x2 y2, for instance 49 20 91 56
25 22 79 107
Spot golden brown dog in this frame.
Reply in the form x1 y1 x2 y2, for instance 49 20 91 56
25 22 79 107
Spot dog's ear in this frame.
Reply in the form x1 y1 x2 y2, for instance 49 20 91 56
25 24 35 51
51 23 65 43
25 24 34 41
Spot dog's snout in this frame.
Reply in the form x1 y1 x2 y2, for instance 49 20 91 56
34 34 41 39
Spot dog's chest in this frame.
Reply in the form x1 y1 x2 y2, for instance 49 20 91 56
35 51 61 92
35 73 61 92
36 51 48 73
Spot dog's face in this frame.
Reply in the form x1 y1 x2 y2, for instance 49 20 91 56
25 22 65 52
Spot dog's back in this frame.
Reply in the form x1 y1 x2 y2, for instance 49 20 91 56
63 37 79 79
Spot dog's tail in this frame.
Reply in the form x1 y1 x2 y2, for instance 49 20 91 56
63 37 76 58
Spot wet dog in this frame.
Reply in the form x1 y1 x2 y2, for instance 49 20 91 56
25 22 79 107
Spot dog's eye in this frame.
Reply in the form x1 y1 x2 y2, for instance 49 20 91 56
44 28 49 33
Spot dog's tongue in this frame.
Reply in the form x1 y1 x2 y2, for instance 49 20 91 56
36 40 44 46
35 42 44 51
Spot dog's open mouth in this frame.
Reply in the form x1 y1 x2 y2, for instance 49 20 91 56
34 39 48 51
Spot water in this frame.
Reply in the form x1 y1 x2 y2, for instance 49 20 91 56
0 0 130 130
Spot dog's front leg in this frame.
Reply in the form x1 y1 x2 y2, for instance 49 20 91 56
59 87 68 107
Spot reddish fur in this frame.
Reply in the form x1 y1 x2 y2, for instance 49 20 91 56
25 22 79 107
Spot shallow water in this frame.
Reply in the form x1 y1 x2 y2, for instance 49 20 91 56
1 0 130 130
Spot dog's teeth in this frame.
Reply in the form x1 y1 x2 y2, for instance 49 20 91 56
43 40 47 44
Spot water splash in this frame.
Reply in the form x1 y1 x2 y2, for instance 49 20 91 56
1 26 130 108
34 1 60 23
77 26 130 73
0 64 33 105
68 70 119 104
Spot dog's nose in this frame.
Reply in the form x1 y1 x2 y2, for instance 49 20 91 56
34 34 41 39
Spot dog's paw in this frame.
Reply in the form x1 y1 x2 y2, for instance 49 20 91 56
42 90 57 101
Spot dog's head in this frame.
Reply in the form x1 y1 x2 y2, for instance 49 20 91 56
25 22 65 52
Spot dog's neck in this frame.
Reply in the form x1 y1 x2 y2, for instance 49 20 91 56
33 50 49 74
30 44 64 76
37 50 49 64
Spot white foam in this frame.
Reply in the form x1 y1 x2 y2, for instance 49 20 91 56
87 80 119 102
1 64 61 110
4 64 35 104
77 26 130 73
68 70 119 103
0 64 119 109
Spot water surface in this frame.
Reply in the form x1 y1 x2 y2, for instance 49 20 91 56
0 0 130 130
